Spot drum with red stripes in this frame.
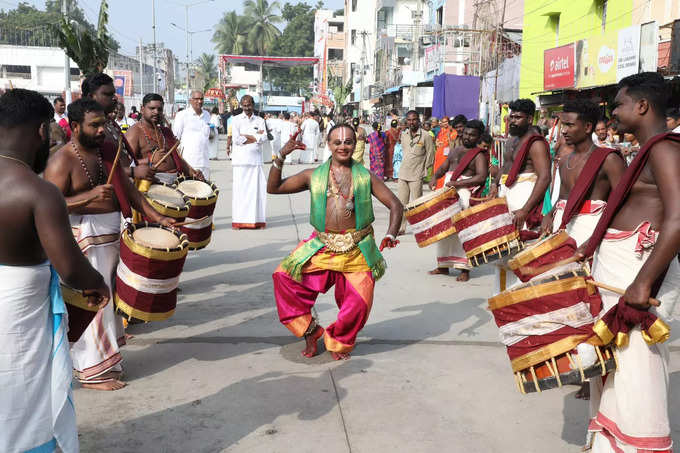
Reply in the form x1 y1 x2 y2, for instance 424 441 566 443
507 230 577 282
488 265 614 393
452 197 522 266
61 285 98 342
115 223 189 322
145 183 190 221
176 176 219 250
404 187 462 247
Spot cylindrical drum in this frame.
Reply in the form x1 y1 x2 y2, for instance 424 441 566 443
145 183 191 221
176 177 219 250
507 230 577 282
61 285 98 342
488 265 614 394
404 187 462 247
115 223 189 322
452 197 522 266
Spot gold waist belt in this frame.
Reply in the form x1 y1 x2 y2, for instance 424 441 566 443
316 226 373 253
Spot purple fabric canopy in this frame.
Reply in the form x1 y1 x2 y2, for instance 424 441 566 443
432 74 480 120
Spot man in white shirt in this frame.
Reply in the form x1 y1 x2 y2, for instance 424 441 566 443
300 112 320 164
280 112 300 163
114 103 136 133
231 95 267 229
592 118 614 148
53 96 71 141
172 90 212 179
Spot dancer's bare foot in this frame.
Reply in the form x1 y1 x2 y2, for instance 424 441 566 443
80 371 126 391
456 270 470 281
124 333 135 341
428 267 449 275
575 382 590 400
302 326 324 358
331 351 351 361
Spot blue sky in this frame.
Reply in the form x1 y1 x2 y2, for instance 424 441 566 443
16 0 344 59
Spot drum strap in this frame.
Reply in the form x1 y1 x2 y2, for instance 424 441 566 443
450 147 487 183
504 134 549 188
101 140 132 218
558 147 619 230
160 126 184 172
583 132 680 257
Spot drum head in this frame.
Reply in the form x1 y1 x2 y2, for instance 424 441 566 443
132 227 181 249
405 187 454 210
177 180 213 198
147 185 186 208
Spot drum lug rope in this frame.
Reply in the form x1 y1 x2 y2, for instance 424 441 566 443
595 346 607 376
529 366 541 392
573 353 586 383
514 372 526 394
551 357 562 387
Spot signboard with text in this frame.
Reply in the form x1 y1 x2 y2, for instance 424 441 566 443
544 44 574 90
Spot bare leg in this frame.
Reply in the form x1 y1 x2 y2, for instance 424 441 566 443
428 267 449 275
456 270 470 281
331 351 351 361
302 325 324 358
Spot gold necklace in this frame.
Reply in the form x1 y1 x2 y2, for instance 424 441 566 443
0 154 31 169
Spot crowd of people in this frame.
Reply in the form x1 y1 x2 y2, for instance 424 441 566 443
1 70 679 452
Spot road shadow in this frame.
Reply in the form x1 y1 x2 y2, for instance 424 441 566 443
79 359 372 452
560 365 680 446
351 299 491 357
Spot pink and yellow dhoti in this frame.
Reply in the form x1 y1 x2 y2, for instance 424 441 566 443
273 234 375 354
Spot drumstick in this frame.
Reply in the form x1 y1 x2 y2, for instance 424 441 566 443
67 195 97 209
589 281 661 307
105 135 124 185
173 216 209 227
152 141 180 170
8 80 14 90
469 194 493 202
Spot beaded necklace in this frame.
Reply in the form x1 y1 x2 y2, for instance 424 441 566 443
72 142 105 189
141 122 166 152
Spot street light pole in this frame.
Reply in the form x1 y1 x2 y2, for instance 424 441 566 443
62 0 71 104
185 4 190 92
152 0 158 93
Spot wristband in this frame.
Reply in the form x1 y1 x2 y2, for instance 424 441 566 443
272 158 283 170
385 234 396 241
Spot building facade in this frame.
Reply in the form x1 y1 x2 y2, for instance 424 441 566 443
314 9 346 99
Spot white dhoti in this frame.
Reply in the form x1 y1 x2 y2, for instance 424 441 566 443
436 173 473 270
0 263 78 453
232 165 267 229
551 199 606 247
495 173 537 292
301 133 318 164
588 222 680 452
69 212 125 382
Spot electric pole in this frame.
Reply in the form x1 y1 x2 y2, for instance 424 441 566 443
62 0 71 104
152 0 158 93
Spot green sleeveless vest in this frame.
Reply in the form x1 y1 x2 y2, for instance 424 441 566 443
279 159 386 282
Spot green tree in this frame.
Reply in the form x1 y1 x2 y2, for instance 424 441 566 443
243 0 282 56
268 2 319 95
212 11 250 55
196 53 218 90
54 0 111 75
0 1 119 51
330 78 353 106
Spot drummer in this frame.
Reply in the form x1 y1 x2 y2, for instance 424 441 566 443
540 99 626 246
576 72 680 453
490 99 551 231
268 124 402 360
44 98 176 391
126 93 204 185
428 119 488 281
489 99 551 292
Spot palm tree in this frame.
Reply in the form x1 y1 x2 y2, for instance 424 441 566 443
54 0 111 75
243 0 282 55
196 53 218 90
212 11 250 55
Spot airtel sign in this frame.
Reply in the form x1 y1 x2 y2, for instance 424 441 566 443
544 44 575 90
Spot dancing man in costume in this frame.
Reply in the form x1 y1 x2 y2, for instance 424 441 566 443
428 119 488 281
576 72 680 453
268 124 402 360
45 99 175 390
126 93 204 186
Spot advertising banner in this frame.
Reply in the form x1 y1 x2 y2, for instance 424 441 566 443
574 26 641 89
544 43 574 90
112 70 133 97
424 45 441 73
617 25 641 80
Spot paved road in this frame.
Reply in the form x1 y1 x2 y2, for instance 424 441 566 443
75 158 680 453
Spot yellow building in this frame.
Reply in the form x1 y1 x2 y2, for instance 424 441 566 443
519 1 635 99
